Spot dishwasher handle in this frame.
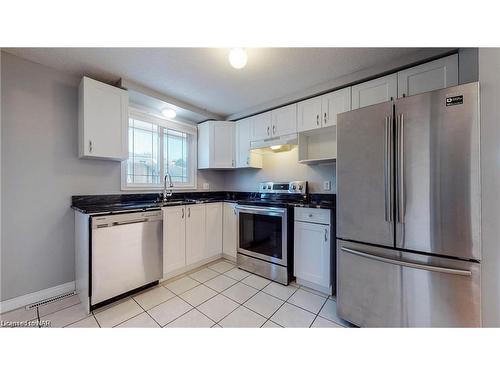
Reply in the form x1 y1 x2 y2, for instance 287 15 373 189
92 211 162 228
111 218 148 226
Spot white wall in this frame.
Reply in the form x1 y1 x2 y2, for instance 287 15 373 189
0 52 224 302
224 147 335 193
478 48 500 327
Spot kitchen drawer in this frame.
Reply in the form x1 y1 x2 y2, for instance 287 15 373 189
295 207 330 225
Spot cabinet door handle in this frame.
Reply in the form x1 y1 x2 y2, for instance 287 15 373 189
89 140 93 153
267 126 270 136
316 114 320 126
324 229 328 242
273 125 276 134
182 208 184 219
324 112 327 125
247 156 250 165
188 207 191 218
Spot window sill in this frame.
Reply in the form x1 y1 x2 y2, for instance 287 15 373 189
120 185 198 192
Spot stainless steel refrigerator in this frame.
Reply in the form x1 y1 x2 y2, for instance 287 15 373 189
336 82 481 327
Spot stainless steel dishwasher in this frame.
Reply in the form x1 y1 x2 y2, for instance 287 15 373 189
91 210 163 306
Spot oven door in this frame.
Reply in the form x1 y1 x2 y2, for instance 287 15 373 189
236 205 287 266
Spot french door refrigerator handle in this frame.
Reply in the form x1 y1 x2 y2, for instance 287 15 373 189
340 247 472 276
396 113 405 223
384 116 393 222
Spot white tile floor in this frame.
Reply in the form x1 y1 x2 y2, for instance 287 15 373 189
0 259 350 328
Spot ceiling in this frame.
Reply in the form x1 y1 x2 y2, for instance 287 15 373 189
6 48 435 118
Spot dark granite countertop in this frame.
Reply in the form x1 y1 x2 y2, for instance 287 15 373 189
71 192 335 215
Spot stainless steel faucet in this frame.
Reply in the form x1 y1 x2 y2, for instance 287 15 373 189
163 172 173 201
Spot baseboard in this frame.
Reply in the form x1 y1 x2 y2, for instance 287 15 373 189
0 281 76 314
222 254 236 263
295 277 332 296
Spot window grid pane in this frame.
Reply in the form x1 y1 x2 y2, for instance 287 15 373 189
127 119 160 185
164 129 189 183
126 115 192 188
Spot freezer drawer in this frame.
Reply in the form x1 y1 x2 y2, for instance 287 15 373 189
337 240 481 327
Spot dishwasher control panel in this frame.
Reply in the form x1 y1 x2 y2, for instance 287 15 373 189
92 210 162 228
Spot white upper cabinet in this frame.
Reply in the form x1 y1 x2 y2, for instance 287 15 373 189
271 103 297 137
251 112 272 141
297 87 351 133
351 73 397 110
397 54 458 98
250 104 296 141
205 203 223 258
235 118 262 168
78 77 128 160
297 97 322 132
321 87 351 127
198 121 235 169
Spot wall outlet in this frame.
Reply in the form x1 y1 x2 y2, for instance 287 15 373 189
323 181 331 191
203 183 210 190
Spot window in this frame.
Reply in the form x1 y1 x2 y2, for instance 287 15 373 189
122 110 197 190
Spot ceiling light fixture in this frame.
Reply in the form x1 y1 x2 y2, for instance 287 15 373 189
229 48 248 69
161 108 177 119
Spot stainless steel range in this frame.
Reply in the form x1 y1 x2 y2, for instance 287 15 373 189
235 181 307 285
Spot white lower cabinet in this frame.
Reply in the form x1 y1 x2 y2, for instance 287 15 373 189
162 203 216 278
185 204 207 265
222 202 237 259
162 206 187 276
294 208 331 294
205 203 223 258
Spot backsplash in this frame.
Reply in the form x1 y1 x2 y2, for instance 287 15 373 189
224 147 336 193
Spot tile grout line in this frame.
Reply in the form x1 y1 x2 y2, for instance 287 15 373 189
109 298 146 328
309 297 330 328
266 286 300 326
173 294 217 327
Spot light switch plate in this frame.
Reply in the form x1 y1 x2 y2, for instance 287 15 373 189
323 181 331 191
203 183 210 190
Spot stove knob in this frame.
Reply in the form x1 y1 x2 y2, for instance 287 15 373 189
298 185 303 190
292 185 296 190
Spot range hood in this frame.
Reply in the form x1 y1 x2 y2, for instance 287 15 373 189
250 133 298 151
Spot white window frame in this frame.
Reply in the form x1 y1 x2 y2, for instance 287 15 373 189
121 109 198 191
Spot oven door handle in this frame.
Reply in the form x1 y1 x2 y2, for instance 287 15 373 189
235 205 286 215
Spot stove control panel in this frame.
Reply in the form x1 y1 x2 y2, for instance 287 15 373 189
259 181 307 194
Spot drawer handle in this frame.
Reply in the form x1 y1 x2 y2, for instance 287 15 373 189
308 213 313 217
324 229 328 242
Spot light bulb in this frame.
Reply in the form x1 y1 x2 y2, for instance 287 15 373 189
229 48 248 69
162 108 176 119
